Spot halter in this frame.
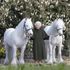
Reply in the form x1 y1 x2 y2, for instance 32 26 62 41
23 18 32 37
56 19 64 36
57 28 63 36
57 28 63 31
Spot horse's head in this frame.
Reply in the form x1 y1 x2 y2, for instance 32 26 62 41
56 19 66 36
23 18 33 37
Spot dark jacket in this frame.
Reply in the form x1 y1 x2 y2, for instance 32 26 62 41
31 26 49 60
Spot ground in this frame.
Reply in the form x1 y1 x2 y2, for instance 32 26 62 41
0 63 70 70
0 58 70 70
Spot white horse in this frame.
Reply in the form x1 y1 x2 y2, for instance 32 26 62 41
3 18 33 65
44 18 66 64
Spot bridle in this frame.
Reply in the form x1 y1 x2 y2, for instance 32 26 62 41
57 28 63 36
23 18 33 37
57 28 63 31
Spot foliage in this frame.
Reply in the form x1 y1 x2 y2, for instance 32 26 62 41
0 0 70 28
0 0 70 38
0 42 5 58
0 47 5 58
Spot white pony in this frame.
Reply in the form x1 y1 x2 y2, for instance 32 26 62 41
3 18 33 65
44 18 66 64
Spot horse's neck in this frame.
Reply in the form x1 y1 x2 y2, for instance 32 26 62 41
15 21 26 38
17 19 25 30
48 24 58 36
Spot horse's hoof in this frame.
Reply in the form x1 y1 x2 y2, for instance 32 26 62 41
53 60 57 63
11 61 17 65
11 62 17 65
59 60 64 63
44 59 48 63
18 60 24 64
4 62 9 65
47 60 53 64
47 62 53 64
58 59 64 63
4 60 9 65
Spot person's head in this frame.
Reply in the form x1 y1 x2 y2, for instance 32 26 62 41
34 21 42 29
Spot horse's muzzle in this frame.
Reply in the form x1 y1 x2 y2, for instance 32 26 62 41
28 31 33 37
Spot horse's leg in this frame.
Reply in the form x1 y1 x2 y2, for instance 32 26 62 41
19 45 26 64
11 45 17 65
44 40 49 62
46 40 50 62
52 45 57 63
58 45 64 63
4 45 9 65
46 44 50 62
47 43 53 64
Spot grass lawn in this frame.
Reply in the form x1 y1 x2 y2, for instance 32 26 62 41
0 63 70 70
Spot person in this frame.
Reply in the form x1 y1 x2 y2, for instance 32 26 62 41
32 21 49 63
